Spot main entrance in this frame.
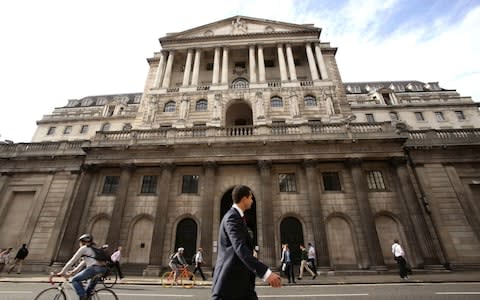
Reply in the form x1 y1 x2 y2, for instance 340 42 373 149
280 217 304 264
220 187 257 245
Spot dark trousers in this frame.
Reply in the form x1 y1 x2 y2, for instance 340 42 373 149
284 262 295 283
212 292 258 300
193 262 206 280
111 261 124 279
307 258 317 275
395 256 408 278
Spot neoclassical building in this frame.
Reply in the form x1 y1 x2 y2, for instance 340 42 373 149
1 16 479 274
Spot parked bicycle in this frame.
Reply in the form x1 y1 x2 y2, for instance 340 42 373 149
34 273 118 300
162 265 197 288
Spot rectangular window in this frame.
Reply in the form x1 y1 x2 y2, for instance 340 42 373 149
279 173 297 192
414 112 424 121
102 176 119 194
47 127 56 135
234 61 246 68
389 112 399 121
322 172 342 191
367 171 386 190
206 62 214 71
455 111 465 120
366 113 375 123
141 175 158 194
264 60 275 67
182 175 199 194
435 111 445 121
63 126 72 134
80 125 89 134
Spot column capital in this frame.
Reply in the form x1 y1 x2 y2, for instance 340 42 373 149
203 161 217 169
390 156 408 167
345 157 363 167
257 160 272 171
302 159 318 168
120 164 136 172
160 162 175 172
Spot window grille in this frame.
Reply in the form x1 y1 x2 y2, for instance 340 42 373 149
279 173 297 192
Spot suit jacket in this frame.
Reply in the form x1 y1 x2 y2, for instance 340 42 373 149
212 207 268 299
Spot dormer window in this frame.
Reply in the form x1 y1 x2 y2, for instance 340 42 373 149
382 93 393 105
106 105 115 117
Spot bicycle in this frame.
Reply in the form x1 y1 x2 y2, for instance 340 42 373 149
162 265 196 288
34 273 118 300
101 263 118 288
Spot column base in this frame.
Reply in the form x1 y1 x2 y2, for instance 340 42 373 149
143 265 163 276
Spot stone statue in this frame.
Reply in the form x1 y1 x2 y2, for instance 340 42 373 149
213 94 222 120
288 90 300 117
231 17 248 34
145 96 158 123
325 96 335 116
179 95 190 120
255 92 265 119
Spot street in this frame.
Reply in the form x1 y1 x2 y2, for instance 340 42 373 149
0 282 480 300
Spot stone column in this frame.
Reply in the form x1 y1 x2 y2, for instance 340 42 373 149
182 49 193 87
201 162 216 266
153 51 166 88
285 44 297 81
257 45 266 82
191 48 201 86
257 160 275 267
276 44 288 81
161 50 175 88
106 165 134 249
303 160 330 268
314 43 329 80
393 158 445 266
221 47 229 85
55 165 96 262
346 158 386 269
305 43 319 81
212 47 221 84
145 164 174 274
249 45 257 83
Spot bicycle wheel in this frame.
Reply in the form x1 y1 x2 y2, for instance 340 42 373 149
181 271 195 288
34 287 66 300
161 271 174 288
102 267 118 288
91 288 119 300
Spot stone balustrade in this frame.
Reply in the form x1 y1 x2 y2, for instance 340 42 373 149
406 128 480 147
0 141 86 157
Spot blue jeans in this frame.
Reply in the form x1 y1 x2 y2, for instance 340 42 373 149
71 265 107 297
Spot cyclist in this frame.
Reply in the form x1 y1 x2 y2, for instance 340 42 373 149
169 247 188 283
56 234 107 300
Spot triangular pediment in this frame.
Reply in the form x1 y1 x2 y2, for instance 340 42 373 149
163 16 319 40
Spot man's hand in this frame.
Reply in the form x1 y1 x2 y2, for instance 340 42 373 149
266 272 282 288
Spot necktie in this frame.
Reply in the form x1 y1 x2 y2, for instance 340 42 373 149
241 216 247 224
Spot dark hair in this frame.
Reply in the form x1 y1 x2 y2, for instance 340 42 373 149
231 185 251 204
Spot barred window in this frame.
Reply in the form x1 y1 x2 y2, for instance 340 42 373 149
47 127 56 135
389 112 399 121
182 175 199 194
435 111 445 121
141 175 158 194
366 113 375 123
366 171 386 190
271 96 283 108
164 101 176 112
196 99 208 111
279 173 297 192
102 176 119 194
304 95 317 107
455 111 465 120
80 125 89 134
414 112 424 121
101 123 111 131
322 172 342 191
63 126 72 134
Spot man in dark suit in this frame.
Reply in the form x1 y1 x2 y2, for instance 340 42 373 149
212 185 282 300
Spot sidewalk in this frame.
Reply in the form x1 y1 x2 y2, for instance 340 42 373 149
1 270 479 286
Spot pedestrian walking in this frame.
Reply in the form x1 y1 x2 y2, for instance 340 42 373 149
392 239 411 280
7 244 29 274
297 244 316 280
110 246 124 279
280 243 295 283
192 247 207 280
307 242 317 276
0 248 13 272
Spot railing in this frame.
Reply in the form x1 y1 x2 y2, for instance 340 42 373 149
267 81 281 88
300 80 314 87
0 141 86 157
406 128 480 147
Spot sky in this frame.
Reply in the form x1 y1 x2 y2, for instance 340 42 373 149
1 0 479 143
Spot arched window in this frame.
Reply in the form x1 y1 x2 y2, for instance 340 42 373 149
304 95 317 107
196 99 208 111
270 96 283 108
164 101 176 112
231 78 249 89
101 123 111 131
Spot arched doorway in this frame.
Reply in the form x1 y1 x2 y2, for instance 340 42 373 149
89 215 109 246
127 217 153 264
375 215 408 266
174 218 198 264
220 188 257 245
225 101 253 126
280 217 304 264
326 216 358 268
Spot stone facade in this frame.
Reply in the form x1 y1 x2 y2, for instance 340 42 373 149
1 16 479 274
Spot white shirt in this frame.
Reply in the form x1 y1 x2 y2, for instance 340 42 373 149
111 250 121 262
59 245 101 275
392 242 405 257
308 246 316 259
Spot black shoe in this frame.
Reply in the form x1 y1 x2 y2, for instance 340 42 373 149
297 277 302 280
312 275 316 279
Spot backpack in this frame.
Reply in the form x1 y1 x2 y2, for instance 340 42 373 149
86 246 112 263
